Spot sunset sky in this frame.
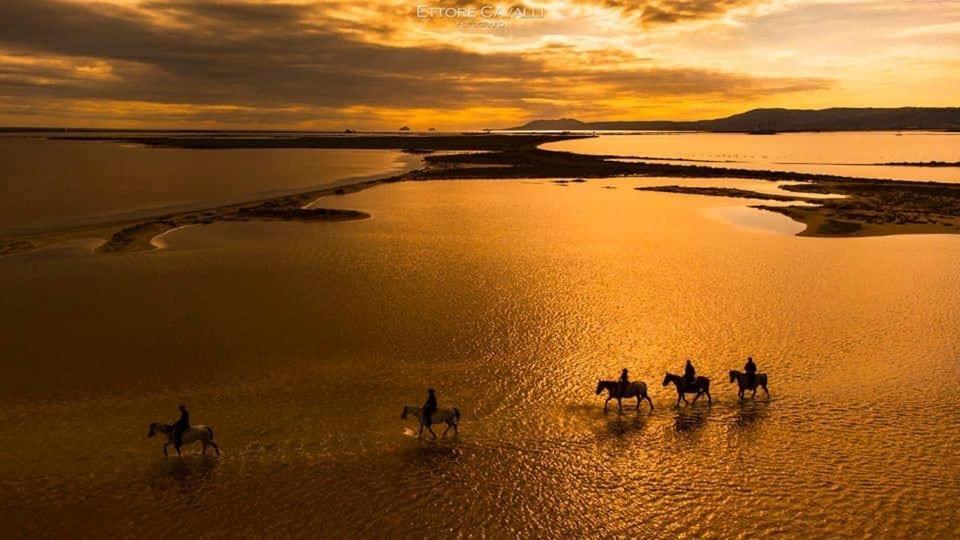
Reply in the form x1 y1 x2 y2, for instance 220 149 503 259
0 0 957 130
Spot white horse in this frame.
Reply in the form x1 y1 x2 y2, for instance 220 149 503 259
148 422 221 457
401 405 461 439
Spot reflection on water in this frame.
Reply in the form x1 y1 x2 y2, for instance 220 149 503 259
544 131 960 182
732 399 770 429
147 456 220 495
1 179 960 536
673 407 711 433
0 136 413 230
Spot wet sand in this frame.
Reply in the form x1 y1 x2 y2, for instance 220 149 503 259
3 133 960 257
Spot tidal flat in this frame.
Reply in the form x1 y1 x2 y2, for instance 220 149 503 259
2 132 960 256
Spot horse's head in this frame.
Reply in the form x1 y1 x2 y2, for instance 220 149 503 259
729 370 738 383
401 406 410 419
662 372 672 387
595 380 604 395
148 422 171 437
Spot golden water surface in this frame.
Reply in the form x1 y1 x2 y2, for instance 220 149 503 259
0 135 412 230
1 169 959 536
544 131 960 182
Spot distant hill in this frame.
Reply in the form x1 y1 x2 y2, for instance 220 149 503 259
505 107 960 132
511 118 588 130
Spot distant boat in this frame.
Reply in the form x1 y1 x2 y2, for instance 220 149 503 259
428 127 436 132
344 129 356 134
399 126 411 131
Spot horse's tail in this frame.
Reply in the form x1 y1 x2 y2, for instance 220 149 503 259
453 407 461 424
207 427 214 440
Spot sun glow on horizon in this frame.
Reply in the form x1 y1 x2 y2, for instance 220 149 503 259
0 0 956 129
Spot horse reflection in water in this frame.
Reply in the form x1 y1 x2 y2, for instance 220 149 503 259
733 399 770 428
595 380 654 413
674 407 710 433
147 454 220 497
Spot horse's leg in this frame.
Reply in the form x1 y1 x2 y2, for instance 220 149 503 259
603 397 610 411
692 391 701 404
706 389 712 405
617 397 623 414
418 423 424 438
635 396 641 411
442 424 451 438
764 384 770 398
427 425 438 440
209 442 221 456
162 442 170 457
646 396 654 411
202 442 208 455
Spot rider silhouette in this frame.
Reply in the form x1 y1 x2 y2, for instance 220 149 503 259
172 404 190 449
422 389 438 427
744 356 757 388
683 359 696 389
618 368 630 395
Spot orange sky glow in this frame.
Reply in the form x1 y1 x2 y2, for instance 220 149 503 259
0 0 957 129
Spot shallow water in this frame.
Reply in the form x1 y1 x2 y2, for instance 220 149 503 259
1 178 959 537
0 136 413 231
543 131 960 182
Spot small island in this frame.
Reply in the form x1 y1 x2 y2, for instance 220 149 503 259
3 132 960 256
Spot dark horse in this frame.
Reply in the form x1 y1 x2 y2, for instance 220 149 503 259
662 373 711 407
595 380 654 413
729 370 769 399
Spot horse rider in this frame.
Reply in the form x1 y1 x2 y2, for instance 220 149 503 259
618 368 630 395
683 359 697 389
744 356 757 388
422 388 438 427
172 404 190 450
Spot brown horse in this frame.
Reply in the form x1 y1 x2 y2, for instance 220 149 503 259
662 372 711 406
729 370 769 399
595 380 654 413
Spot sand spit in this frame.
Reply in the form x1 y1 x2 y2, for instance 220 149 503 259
1 177 388 257
3 134 959 255
634 181 960 236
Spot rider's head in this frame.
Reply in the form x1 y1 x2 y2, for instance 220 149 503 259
179 404 186 412
427 388 435 394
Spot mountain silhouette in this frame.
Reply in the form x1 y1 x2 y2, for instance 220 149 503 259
505 107 960 132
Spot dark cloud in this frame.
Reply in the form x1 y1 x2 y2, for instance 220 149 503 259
594 0 759 24
0 0 829 125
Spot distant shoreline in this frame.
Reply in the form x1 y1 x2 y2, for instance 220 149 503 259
504 107 960 132
2 133 959 255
